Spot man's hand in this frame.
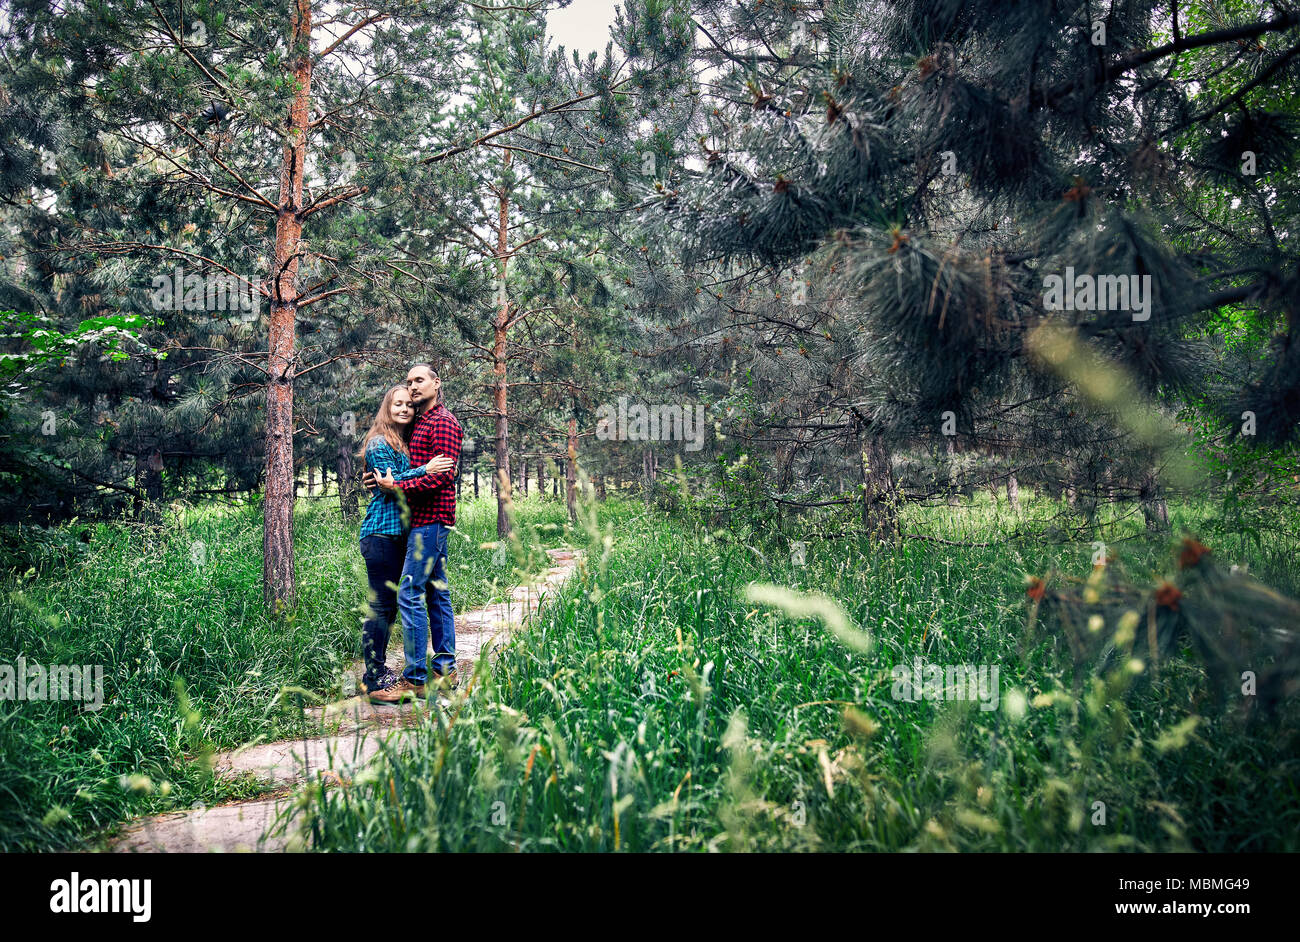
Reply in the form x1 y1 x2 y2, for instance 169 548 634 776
425 454 455 475
362 470 378 491
375 468 399 493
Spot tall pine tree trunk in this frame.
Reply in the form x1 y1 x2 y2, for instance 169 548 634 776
537 458 545 500
1006 472 1020 512
860 432 897 540
945 437 960 507
1140 467 1169 531
493 152 512 539
134 451 163 523
642 447 657 502
262 0 312 611
337 431 358 521
133 354 165 522
566 415 578 524
777 443 795 492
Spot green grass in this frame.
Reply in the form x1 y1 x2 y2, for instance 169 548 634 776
3 483 1296 853
297 491 1300 852
0 491 573 852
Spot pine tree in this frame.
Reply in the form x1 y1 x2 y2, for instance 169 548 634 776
610 0 1300 533
0 0 638 605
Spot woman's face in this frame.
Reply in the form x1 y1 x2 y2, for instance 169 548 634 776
389 390 415 426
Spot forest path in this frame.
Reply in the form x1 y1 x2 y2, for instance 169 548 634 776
106 547 581 853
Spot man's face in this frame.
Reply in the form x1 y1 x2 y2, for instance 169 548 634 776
406 366 439 409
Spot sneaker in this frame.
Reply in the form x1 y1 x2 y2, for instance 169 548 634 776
358 669 398 696
368 678 426 704
431 669 459 691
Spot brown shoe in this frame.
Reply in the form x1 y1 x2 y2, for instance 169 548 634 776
358 668 399 697
431 669 459 691
368 678 426 704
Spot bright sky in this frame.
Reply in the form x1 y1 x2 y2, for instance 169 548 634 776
545 0 623 58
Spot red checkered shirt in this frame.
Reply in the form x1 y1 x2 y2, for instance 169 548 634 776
396 402 463 527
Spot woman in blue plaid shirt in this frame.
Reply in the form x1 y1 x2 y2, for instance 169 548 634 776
357 385 454 694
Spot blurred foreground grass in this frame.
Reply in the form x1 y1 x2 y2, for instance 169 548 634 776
299 490 1300 851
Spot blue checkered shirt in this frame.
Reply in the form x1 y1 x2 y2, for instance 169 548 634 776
359 439 426 539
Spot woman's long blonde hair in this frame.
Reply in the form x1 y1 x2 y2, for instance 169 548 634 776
359 385 414 457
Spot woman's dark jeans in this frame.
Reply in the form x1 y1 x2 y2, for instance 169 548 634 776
359 534 407 689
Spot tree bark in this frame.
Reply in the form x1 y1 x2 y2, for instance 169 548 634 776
261 0 312 612
642 447 658 502
1140 468 1169 531
566 416 578 523
134 451 163 523
493 151 512 539
336 429 358 521
777 443 795 492
945 437 960 507
1006 472 1020 512
860 432 897 540
133 352 166 522
538 458 545 499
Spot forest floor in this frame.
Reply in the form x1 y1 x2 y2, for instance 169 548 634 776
293 493 1300 852
0 493 579 852
107 547 582 852
4 489 1298 852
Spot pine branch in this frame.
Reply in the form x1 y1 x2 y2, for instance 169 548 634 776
1037 11 1300 109
315 13 392 63
421 85 628 165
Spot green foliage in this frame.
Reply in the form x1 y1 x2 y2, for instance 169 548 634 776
299 493 1300 852
0 493 570 851
0 518 94 573
0 308 158 398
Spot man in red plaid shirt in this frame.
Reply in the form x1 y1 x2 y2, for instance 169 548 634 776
369 363 463 702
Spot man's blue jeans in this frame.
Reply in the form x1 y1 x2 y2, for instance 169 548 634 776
397 522 455 684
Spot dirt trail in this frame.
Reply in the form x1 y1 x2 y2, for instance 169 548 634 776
108 547 581 853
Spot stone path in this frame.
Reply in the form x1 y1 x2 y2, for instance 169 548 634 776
107 547 581 853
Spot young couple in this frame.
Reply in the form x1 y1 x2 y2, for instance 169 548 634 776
356 363 464 704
